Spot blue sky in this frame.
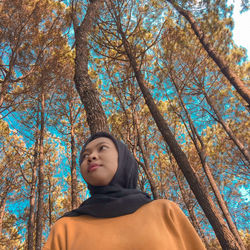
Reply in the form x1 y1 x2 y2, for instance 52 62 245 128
230 0 250 58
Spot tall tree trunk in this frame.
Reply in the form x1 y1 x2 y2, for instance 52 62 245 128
69 102 78 209
0 186 9 238
170 75 245 249
133 109 159 199
0 80 8 108
27 116 39 250
35 89 45 250
166 0 250 106
72 0 109 134
113 10 241 249
203 91 250 164
172 165 210 249
0 198 6 238
48 176 52 227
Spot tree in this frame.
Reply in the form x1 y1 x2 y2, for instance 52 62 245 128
0 119 27 249
165 0 250 106
71 0 109 134
104 1 244 248
50 60 85 210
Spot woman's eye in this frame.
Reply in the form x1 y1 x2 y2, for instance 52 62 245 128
82 154 88 160
99 145 107 151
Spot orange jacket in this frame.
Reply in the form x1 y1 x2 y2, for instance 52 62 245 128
43 199 206 250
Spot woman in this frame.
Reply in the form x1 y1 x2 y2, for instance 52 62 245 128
43 132 206 250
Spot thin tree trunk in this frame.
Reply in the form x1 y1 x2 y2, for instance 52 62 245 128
204 91 250 164
69 102 78 209
0 200 6 238
133 109 159 199
35 89 45 250
166 0 250 106
0 81 8 108
0 188 8 237
130 81 159 199
203 162 246 249
113 11 241 249
27 115 39 250
48 176 52 227
171 76 245 249
72 0 109 134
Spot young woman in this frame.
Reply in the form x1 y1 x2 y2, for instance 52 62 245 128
43 132 206 250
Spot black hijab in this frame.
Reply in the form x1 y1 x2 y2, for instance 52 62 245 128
62 132 152 218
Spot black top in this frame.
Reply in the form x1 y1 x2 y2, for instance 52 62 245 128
62 132 152 218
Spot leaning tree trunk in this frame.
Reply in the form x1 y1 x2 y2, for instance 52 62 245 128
166 0 250 107
113 10 241 249
0 185 9 238
0 197 6 239
171 76 245 249
172 165 210 249
48 176 52 227
72 0 109 134
35 87 45 250
133 111 160 200
27 115 39 250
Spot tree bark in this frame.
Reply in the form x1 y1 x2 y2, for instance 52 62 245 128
0 198 6 238
0 80 9 108
72 0 109 134
69 102 78 209
114 11 241 249
133 110 160 200
0 186 9 238
173 165 210 249
27 115 39 250
166 0 250 106
48 176 52 227
35 88 45 250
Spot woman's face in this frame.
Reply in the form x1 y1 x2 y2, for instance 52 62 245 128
80 137 118 186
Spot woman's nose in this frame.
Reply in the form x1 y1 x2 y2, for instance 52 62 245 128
88 152 97 162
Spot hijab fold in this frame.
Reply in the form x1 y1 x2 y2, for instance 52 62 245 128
62 132 152 218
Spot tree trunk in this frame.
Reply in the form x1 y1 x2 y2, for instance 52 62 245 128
133 110 159 200
27 116 39 250
204 91 250 164
173 165 210 249
166 0 250 106
203 162 245 249
0 80 8 108
69 102 78 209
48 176 52 227
35 89 45 250
72 0 109 134
0 188 8 238
114 13 241 249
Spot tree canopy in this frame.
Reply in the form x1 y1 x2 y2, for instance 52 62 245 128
0 0 249 249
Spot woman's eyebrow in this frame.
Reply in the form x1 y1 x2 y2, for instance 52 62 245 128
84 141 110 153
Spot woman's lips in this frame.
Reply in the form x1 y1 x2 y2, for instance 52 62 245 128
88 164 100 172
